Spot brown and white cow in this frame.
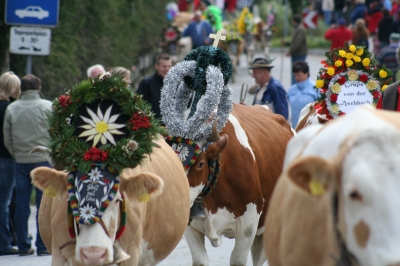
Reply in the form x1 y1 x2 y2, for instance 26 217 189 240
295 101 330 132
31 136 190 266
264 105 400 266
185 103 293 266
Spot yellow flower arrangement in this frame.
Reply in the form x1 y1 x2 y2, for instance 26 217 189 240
331 83 342 93
353 55 361 62
237 7 255 34
366 80 378 91
335 60 343 67
316 80 325 88
379 70 388 78
327 67 335 76
356 48 364 56
362 58 370 67
345 53 353 60
347 70 358 81
382 85 388 91
346 60 354 67
331 104 341 114
349 45 356 52
339 50 346 57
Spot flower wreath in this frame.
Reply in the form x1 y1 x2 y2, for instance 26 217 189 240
165 136 201 170
315 43 393 119
48 73 162 174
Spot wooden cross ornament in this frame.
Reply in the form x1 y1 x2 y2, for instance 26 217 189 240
209 31 226 47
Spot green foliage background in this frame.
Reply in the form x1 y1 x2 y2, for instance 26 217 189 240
0 0 169 100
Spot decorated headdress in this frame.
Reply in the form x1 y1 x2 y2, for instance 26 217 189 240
161 41 233 169
49 73 161 225
314 43 393 119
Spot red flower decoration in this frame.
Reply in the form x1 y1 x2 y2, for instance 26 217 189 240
130 112 151 131
359 74 368 83
58 95 72 110
337 76 346 85
330 94 338 102
83 147 109 162
372 90 381 99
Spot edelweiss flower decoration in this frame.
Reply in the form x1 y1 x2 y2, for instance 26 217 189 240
79 104 125 147
87 167 103 183
79 204 97 220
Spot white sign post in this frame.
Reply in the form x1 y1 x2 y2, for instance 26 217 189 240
10 26 51 55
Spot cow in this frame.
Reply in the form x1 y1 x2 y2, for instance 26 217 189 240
183 103 293 266
295 101 329 132
264 105 400 266
31 136 190 266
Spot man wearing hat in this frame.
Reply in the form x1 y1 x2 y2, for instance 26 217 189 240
377 32 400 75
248 57 289 120
324 18 353 50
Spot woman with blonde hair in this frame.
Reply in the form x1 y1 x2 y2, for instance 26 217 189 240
0 71 20 256
111 67 132 85
352 18 370 49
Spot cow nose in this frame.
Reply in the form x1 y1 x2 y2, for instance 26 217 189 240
81 247 107 266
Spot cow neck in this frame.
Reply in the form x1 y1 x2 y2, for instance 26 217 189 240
331 192 359 266
198 143 221 197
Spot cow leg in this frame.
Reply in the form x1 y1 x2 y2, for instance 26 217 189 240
251 234 267 266
185 225 209 266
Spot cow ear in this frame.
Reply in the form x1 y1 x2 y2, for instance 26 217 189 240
206 134 228 160
30 167 68 196
287 156 335 196
120 172 164 203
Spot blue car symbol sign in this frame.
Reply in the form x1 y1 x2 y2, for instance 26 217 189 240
15 6 49 20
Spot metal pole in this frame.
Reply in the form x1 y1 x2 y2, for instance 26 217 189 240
280 0 289 81
26 55 32 75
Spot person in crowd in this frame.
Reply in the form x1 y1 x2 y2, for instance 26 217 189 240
3 74 52 256
287 62 319 128
182 10 213 49
86 64 106 78
352 18 370 49
350 0 368 24
136 53 172 120
343 0 355 26
366 0 384 54
378 9 396 49
283 14 308 84
376 47 400 110
322 0 335 26
324 18 353 50
0 72 20 256
334 0 345 23
247 57 289 120
236 0 254 11
111 67 132 85
377 32 400 75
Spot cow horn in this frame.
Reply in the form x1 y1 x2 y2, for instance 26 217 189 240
206 118 220 142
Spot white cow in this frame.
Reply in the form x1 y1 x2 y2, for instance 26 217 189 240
265 105 400 266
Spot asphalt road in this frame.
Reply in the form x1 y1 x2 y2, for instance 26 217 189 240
1 50 325 266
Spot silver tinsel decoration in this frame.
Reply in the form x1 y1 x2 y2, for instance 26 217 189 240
161 60 233 141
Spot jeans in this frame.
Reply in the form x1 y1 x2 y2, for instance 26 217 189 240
0 158 15 254
15 162 51 253
323 11 333 26
291 55 307 84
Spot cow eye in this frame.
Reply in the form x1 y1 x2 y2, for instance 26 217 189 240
198 161 205 169
349 190 363 202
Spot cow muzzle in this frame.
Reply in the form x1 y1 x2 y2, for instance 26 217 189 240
81 246 107 266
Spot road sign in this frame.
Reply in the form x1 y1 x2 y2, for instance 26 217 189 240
10 27 51 55
5 0 59 27
303 10 318 29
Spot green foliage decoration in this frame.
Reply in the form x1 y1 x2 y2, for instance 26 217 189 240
48 74 162 174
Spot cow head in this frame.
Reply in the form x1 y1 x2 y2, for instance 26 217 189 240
187 121 228 204
287 128 400 265
31 167 164 266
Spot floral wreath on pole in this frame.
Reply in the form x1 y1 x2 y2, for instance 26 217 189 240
314 43 393 119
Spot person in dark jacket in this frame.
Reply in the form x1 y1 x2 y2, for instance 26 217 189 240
248 58 289 120
136 54 172 120
182 10 213 49
378 8 395 49
350 0 367 24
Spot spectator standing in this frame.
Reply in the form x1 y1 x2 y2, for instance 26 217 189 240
248 58 289 120
322 0 335 26
283 14 308 84
334 0 345 23
0 72 20 256
343 0 355 26
287 62 319 128
3 74 52 256
350 0 367 24
111 67 132 85
183 10 213 49
352 18 370 49
378 9 395 49
324 18 353 50
136 54 172 120
376 32 400 75
86 64 106 78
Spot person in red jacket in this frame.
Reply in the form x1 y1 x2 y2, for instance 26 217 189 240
324 18 353 50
